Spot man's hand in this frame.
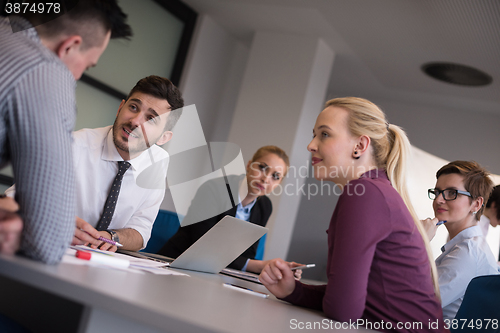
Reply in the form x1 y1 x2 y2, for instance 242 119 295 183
0 209 22 255
96 230 117 252
259 258 296 299
73 217 103 248
0 196 19 212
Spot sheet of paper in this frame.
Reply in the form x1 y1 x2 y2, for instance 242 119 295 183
131 266 190 276
63 248 140 272
66 246 189 276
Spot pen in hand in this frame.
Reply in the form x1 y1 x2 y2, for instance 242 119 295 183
290 264 316 271
436 220 447 226
98 236 123 247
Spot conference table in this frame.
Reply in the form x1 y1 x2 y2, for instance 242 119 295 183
0 253 375 333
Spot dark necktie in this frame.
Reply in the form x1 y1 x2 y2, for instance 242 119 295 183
96 161 131 231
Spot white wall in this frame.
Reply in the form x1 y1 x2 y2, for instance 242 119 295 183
160 14 250 211
226 32 334 260
179 14 249 143
169 11 500 280
373 98 500 175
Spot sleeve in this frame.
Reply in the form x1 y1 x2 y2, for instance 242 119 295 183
122 188 165 248
9 62 76 264
281 280 327 311
437 242 478 308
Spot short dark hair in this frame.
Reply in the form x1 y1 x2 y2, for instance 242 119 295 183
486 185 500 221
126 75 184 132
19 0 132 48
436 161 494 220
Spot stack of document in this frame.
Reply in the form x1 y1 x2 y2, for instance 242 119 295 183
63 246 188 276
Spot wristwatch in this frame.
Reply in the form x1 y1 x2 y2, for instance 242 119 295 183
107 230 120 244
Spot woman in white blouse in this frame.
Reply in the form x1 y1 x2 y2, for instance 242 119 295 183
423 160 499 320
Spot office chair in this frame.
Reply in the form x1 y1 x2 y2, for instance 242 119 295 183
141 210 180 253
255 233 267 260
451 274 500 332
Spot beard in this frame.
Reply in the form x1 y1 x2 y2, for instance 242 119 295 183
112 119 150 156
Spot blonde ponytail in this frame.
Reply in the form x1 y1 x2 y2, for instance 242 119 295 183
386 124 441 300
325 97 440 300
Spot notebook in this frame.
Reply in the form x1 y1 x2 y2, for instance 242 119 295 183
169 215 267 273
122 216 267 274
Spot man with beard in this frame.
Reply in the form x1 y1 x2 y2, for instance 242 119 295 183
7 75 183 251
73 75 184 251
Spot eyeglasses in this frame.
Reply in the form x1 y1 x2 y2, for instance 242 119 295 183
428 188 472 201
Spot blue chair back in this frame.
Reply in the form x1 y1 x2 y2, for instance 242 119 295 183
452 274 500 332
141 210 180 253
255 233 267 261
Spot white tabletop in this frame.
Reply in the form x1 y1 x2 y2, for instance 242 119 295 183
0 253 375 333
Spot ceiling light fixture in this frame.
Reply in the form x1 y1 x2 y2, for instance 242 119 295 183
422 62 492 86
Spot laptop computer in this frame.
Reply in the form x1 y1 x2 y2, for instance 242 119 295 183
121 216 267 274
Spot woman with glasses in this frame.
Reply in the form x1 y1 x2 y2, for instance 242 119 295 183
423 160 499 320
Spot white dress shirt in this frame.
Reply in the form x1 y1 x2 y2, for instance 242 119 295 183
436 225 500 320
73 126 168 248
478 215 500 261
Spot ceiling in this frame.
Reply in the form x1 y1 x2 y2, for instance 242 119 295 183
182 0 500 116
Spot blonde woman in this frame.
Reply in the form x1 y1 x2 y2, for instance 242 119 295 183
158 146 296 273
260 98 444 332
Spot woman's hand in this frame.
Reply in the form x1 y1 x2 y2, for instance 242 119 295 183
259 258 296 298
247 259 304 279
287 261 303 280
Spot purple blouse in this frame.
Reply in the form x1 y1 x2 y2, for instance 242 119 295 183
283 169 445 332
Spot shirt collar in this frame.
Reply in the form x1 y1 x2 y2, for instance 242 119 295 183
238 194 257 211
101 127 168 174
441 225 483 253
358 168 389 182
